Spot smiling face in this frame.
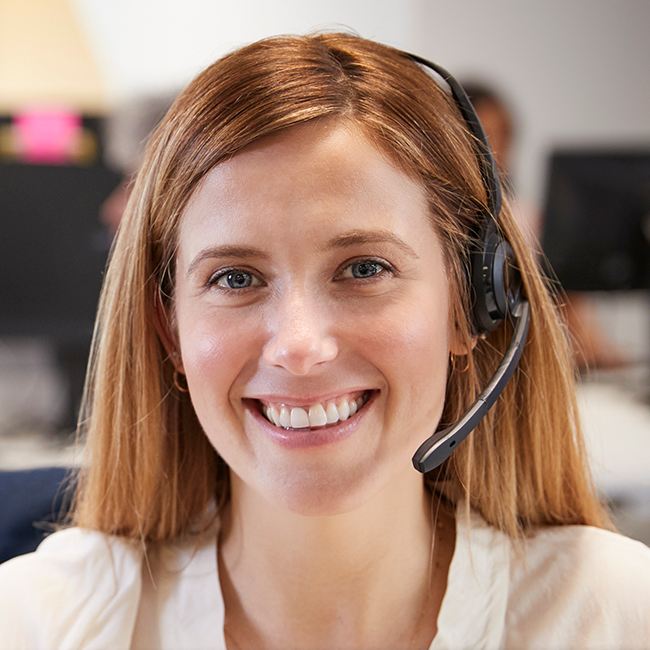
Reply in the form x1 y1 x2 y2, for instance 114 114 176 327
173 120 457 515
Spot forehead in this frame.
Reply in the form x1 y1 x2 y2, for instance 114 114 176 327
178 120 436 252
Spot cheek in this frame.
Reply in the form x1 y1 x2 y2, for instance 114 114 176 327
176 308 260 410
181 324 229 377
356 293 451 404
349 293 451 468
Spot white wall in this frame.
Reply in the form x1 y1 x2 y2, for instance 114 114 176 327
72 0 650 205
71 0 420 100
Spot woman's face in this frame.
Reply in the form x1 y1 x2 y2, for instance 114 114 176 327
173 121 458 515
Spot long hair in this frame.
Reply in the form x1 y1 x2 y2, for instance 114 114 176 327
72 33 610 540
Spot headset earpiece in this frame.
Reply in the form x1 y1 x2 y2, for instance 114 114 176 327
471 219 521 334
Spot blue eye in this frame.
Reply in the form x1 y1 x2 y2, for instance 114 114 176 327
341 260 387 279
214 270 261 289
353 261 380 278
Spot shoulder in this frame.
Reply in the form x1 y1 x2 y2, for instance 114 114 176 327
505 524 650 649
512 524 650 607
0 527 143 650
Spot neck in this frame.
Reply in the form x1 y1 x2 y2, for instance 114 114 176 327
218 468 455 650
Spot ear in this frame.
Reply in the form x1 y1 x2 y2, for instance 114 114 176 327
153 285 184 373
449 329 478 356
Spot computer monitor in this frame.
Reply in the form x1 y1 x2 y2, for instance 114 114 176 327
541 149 650 292
0 116 120 340
0 116 121 429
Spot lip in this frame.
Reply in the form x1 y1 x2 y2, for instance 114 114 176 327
244 390 377 450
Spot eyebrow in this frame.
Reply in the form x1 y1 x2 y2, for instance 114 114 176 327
322 229 419 258
186 245 270 277
186 229 419 277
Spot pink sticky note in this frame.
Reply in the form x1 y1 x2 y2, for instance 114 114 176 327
14 109 82 164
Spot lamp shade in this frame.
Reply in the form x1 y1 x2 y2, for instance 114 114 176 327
0 0 107 113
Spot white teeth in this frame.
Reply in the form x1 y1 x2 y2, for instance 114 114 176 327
261 393 370 430
308 403 328 427
290 407 310 428
268 405 281 427
326 402 339 424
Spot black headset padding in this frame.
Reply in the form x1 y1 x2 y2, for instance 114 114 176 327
404 53 521 334
471 220 520 332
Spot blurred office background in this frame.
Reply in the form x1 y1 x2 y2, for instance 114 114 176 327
1 0 649 556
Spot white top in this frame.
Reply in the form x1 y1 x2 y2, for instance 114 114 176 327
1 507 649 650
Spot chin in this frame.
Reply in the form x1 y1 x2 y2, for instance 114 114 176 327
281 473 376 517
243 451 416 518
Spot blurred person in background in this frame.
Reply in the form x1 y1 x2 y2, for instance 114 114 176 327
101 93 176 233
464 81 626 370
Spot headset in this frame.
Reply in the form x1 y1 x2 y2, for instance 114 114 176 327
403 53 531 474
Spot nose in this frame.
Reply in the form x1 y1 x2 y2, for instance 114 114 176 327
262 291 339 375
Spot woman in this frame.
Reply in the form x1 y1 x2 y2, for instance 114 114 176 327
1 33 649 650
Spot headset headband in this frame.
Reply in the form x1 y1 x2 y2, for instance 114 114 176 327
404 53 502 221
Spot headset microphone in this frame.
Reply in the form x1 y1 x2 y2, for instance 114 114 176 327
412 301 529 473
404 52 531 474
